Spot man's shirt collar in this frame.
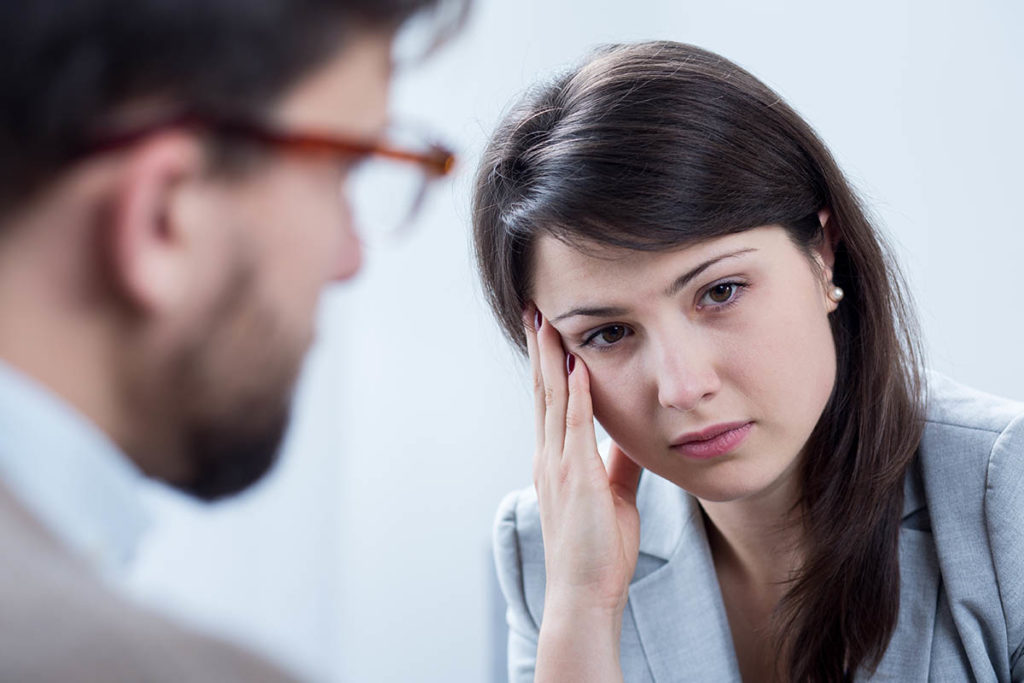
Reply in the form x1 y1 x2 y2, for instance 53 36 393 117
0 360 150 579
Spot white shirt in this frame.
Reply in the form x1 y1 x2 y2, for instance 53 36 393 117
0 360 150 580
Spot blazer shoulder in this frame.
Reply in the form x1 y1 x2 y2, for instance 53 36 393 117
919 372 1024 502
494 486 544 566
919 373 1024 484
918 374 1024 674
493 486 545 616
493 487 547 682
919 374 1024 510
984 409 1024 671
924 372 1024 434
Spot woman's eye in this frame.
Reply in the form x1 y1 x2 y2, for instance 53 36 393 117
599 326 627 343
583 324 631 348
709 283 734 303
702 282 741 306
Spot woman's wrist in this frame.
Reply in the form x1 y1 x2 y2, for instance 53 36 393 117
543 583 630 621
536 599 625 683
543 593 626 629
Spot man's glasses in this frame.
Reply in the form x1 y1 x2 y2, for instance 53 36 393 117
78 113 456 241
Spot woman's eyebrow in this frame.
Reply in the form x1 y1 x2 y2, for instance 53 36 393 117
550 248 757 324
551 305 630 324
662 248 757 297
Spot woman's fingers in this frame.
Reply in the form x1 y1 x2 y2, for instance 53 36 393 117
524 307 642 644
523 306 546 460
562 353 599 464
535 312 569 457
606 442 643 506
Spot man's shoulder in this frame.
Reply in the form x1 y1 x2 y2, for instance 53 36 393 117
0 481 301 683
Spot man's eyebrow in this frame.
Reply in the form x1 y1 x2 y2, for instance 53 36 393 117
550 248 757 324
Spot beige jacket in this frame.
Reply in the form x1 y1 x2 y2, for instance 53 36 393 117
0 479 303 683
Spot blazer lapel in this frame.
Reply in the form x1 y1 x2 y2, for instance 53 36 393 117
859 458 940 681
857 529 940 681
627 472 742 682
626 462 941 683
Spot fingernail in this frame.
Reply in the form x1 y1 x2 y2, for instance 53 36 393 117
534 309 543 331
566 353 576 375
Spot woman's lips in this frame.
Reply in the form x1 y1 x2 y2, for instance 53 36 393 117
671 421 753 460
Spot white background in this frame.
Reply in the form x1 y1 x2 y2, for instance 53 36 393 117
126 1 1024 682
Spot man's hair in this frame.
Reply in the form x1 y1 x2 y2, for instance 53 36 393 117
0 0 463 219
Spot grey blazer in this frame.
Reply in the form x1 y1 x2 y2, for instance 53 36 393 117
493 374 1024 681
0 479 302 682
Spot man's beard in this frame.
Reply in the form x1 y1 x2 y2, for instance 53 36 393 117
179 390 294 501
165 259 309 502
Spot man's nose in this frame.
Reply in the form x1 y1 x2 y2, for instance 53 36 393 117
653 335 721 412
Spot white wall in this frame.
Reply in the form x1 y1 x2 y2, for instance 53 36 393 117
128 2 1024 682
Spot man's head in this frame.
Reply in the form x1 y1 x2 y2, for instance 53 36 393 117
0 0 462 499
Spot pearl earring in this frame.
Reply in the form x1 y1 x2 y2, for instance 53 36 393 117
830 285 845 303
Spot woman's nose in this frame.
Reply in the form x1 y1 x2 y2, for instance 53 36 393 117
653 338 721 412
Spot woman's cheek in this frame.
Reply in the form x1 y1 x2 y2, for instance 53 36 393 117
588 364 651 457
588 366 623 430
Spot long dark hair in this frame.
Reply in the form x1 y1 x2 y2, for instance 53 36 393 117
472 41 924 682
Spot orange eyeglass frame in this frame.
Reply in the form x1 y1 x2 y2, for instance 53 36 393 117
76 112 456 178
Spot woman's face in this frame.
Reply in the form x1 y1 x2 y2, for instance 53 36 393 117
531 225 839 504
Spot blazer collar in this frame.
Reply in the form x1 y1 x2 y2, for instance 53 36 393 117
864 455 940 680
635 469 689 561
628 471 743 681
628 460 939 682
633 447 929 561
0 360 150 579
902 451 927 519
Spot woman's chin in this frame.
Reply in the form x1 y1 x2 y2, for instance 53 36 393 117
656 460 794 506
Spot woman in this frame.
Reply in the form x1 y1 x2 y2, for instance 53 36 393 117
473 42 1024 682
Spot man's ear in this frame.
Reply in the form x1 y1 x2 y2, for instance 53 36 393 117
104 131 205 314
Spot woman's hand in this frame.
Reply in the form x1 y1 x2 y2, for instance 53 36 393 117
525 305 643 683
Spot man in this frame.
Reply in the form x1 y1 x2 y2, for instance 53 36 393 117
0 1 462 680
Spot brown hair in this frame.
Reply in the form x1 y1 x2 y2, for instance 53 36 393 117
472 41 925 682
0 0 469 220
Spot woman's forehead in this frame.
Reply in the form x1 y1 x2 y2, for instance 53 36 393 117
530 226 786 296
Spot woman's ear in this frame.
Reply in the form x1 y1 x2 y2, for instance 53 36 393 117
813 208 844 312
815 208 838 273
103 131 204 315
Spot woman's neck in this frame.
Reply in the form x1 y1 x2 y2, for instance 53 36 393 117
699 470 806 682
699 467 805 588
